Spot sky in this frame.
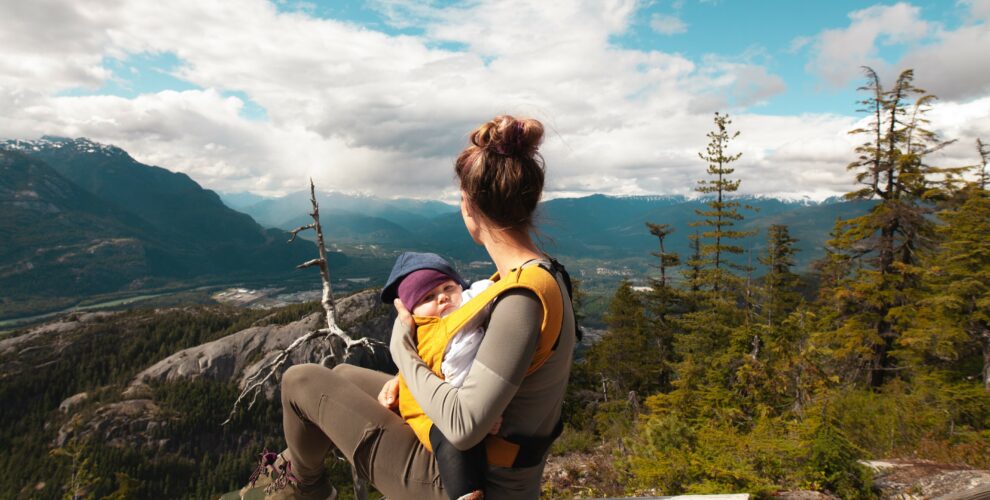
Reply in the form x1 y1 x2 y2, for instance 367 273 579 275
1 0 989 201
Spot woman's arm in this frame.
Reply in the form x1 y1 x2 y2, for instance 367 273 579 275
390 289 541 451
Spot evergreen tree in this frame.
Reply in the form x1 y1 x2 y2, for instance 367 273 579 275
584 281 664 397
666 113 755 419
759 225 801 328
646 223 679 289
978 138 989 190
645 222 683 392
684 231 704 294
731 225 806 414
692 112 754 294
910 189 990 390
826 67 955 387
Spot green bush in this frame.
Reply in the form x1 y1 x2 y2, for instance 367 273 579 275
552 425 597 455
804 416 873 499
828 378 990 462
625 413 802 498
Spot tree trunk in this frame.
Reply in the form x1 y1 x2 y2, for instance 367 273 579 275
870 316 894 388
982 326 990 392
870 215 898 388
659 237 667 287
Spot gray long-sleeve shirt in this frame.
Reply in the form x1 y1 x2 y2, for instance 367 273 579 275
390 260 576 499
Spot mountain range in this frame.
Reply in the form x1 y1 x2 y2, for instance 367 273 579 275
226 190 872 275
2 136 871 320
0 137 318 319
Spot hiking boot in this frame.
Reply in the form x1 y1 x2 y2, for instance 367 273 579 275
237 450 337 500
263 476 336 500
237 479 336 500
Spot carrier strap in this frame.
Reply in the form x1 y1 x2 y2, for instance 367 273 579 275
484 418 564 468
538 257 583 347
485 258 577 468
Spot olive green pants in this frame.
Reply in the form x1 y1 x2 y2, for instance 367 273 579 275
280 363 446 500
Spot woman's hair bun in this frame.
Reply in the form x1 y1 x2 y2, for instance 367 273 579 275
455 115 546 232
470 115 544 159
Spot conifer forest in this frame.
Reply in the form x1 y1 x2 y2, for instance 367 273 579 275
557 67 990 498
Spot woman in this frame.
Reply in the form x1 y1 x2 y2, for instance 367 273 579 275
276 115 576 500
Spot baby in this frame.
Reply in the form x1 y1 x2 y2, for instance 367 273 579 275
380 252 496 500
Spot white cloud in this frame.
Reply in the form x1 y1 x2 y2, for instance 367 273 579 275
0 0 985 203
650 13 687 35
800 1 990 102
923 96 990 178
0 0 121 93
692 50 787 109
960 0 990 21
805 3 930 88
900 23 990 101
787 36 811 53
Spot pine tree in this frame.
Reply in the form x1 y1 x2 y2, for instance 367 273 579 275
912 189 990 390
646 223 679 288
584 281 664 396
759 225 801 328
978 138 989 191
665 113 756 417
692 112 754 295
827 68 955 387
645 222 683 392
684 231 704 294
731 224 806 414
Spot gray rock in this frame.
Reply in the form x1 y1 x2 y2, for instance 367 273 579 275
58 392 89 413
57 399 169 449
864 460 990 499
130 289 395 397
0 312 117 358
121 382 152 400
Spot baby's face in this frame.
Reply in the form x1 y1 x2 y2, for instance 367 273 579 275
411 279 463 317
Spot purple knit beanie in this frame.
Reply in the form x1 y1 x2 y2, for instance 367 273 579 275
397 269 456 310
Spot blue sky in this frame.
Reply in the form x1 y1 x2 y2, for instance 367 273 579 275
2 0 989 199
64 0 972 117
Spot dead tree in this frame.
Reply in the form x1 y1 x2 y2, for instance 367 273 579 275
224 179 378 499
224 179 377 424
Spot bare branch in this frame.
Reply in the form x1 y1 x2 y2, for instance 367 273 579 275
296 258 323 270
287 223 316 243
222 328 326 425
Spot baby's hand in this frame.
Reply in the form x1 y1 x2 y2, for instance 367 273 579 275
489 416 502 435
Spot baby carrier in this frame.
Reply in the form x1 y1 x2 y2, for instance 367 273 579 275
396 258 577 468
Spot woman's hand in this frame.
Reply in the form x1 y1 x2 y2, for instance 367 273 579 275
390 298 417 359
378 375 400 411
393 298 413 329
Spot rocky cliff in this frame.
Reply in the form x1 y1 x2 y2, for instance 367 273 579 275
51 289 395 452
131 289 395 397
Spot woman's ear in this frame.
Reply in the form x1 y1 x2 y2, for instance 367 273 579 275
460 192 484 244
459 191 473 216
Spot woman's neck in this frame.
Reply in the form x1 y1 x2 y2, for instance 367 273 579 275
481 228 542 278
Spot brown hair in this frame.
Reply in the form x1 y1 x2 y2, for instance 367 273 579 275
454 115 545 232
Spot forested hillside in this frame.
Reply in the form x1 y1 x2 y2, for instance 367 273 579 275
551 69 990 498
0 294 393 499
0 138 318 319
